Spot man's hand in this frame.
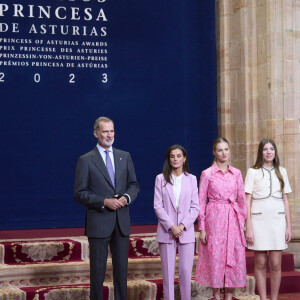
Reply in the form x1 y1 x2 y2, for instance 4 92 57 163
104 198 123 210
117 196 128 207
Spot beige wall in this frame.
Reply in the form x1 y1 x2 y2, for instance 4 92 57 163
215 0 300 265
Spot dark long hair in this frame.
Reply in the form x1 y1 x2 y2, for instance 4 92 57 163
253 138 284 193
162 144 189 185
212 137 230 164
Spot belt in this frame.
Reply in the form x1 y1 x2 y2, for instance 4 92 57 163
209 197 246 267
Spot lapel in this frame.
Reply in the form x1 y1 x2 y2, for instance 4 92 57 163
90 147 114 188
166 178 177 210
113 147 122 187
179 174 188 208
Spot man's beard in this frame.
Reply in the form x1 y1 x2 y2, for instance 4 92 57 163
101 138 114 147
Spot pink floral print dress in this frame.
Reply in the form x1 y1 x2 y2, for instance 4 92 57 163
195 163 247 288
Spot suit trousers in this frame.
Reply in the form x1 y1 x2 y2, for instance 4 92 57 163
89 219 129 300
159 241 195 300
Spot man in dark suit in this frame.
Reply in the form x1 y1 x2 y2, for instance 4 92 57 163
74 116 139 300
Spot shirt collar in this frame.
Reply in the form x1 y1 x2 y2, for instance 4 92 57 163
171 173 183 180
96 144 113 154
262 166 275 172
211 162 234 174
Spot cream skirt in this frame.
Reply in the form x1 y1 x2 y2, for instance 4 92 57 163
248 197 287 251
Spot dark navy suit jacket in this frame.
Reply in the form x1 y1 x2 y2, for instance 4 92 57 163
74 147 139 238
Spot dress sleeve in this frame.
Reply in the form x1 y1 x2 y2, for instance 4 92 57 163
198 170 209 230
282 168 292 194
244 168 254 194
236 170 247 221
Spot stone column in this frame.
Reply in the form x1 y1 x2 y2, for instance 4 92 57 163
215 0 300 265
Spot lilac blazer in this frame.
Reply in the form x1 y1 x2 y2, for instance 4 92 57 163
154 173 200 244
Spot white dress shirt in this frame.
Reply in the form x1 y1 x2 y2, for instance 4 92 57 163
171 173 182 210
96 144 115 172
96 144 131 204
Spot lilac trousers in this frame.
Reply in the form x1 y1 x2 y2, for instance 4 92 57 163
159 241 195 300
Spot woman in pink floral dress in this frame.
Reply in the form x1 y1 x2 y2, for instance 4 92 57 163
195 138 247 300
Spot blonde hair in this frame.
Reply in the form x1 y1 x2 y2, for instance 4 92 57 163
212 137 230 164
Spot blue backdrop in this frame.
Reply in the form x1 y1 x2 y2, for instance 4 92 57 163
0 0 217 229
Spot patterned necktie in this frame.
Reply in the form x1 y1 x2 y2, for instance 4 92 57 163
105 150 115 187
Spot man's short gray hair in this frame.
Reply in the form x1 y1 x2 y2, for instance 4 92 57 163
94 116 114 131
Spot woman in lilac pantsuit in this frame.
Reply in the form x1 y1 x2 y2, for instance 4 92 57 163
154 145 200 300
195 138 247 300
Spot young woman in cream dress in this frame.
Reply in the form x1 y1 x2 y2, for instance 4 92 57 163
245 138 292 300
